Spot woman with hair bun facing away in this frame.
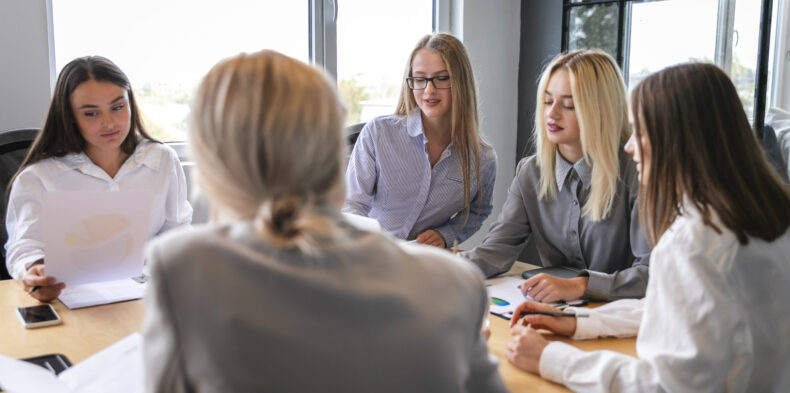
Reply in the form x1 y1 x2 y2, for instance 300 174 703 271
142 50 507 393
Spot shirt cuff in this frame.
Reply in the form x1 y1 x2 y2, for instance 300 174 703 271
567 306 603 340
539 341 584 384
582 269 614 300
434 226 456 248
11 254 44 280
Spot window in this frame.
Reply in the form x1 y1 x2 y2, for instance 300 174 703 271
52 0 310 142
564 0 768 123
53 1 436 140
335 0 433 125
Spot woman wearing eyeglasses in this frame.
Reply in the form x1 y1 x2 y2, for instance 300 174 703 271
343 33 496 248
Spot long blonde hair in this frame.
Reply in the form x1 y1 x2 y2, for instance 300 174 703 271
190 50 347 251
535 49 630 221
395 33 487 224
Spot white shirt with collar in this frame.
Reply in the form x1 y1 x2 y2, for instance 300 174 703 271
538 202 790 392
5 139 193 279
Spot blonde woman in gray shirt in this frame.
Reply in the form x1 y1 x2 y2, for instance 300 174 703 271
142 50 507 393
461 50 651 302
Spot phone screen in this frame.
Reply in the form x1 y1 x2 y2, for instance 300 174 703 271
17 305 59 324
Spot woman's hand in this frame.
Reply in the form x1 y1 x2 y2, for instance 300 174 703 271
416 229 446 248
510 300 577 337
522 273 588 303
505 324 549 374
21 262 65 302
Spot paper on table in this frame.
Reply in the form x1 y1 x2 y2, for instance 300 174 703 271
0 354 69 393
59 333 144 393
485 276 535 320
342 212 382 232
59 278 147 309
0 333 143 393
43 191 152 287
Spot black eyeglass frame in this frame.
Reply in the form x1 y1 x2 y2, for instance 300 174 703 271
405 76 451 90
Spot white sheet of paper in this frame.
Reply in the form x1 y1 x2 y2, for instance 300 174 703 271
59 333 144 393
43 191 152 286
342 212 382 232
59 278 147 309
0 354 70 393
485 276 534 319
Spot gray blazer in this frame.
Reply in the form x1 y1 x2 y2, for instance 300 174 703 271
461 150 652 300
143 217 507 393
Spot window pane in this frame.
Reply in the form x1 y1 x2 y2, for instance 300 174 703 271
628 0 719 87
336 0 433 125
567 3 619 60
729 0 762 120
53 0 309 142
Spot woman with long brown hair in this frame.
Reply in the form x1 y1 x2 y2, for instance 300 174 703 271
506 62 790 391
5 56 192 302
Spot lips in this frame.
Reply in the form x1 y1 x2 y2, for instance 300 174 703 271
100 130 121 138
423 98 441 107
547 123 563 133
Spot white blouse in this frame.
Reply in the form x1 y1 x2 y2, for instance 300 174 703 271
5 140 193 279
539 203 790 392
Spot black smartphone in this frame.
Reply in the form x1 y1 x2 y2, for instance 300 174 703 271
21 353 72 375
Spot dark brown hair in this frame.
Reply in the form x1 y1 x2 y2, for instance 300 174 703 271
631 62 790 245
7 56 156 199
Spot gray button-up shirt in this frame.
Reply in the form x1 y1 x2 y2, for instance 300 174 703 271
460 149 651 300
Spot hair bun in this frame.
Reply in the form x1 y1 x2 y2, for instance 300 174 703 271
259 195 304 240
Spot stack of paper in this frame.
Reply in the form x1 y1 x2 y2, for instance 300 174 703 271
0 333 144 393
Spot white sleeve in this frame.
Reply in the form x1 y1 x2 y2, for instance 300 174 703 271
5 169 47 279
569 298 643 340
538 229 743 393
158 148 193 234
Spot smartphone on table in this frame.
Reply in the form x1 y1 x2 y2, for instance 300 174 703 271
16 304 62 329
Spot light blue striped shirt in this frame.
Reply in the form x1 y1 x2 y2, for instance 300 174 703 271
343 111 496 246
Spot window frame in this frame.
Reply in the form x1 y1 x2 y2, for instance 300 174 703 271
561 0 774 134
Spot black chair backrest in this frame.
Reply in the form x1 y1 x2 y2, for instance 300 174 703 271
0 128 39 279
761 124 789 184
346 122 365 147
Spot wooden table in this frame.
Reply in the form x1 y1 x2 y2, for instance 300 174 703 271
485 262 637 392
0 279 144 364
0 263 637 392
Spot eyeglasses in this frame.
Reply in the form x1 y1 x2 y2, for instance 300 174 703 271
406 76 451 90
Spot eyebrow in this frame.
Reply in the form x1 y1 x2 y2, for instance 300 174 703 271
544 91 573 99
77 95 126 110
413 70 449 76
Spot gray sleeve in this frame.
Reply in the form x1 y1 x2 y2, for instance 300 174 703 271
460 161 532 277
583 169 651 301
143 244 191 393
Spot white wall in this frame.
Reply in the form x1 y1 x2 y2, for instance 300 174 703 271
441 0 521 248
0 0 52 131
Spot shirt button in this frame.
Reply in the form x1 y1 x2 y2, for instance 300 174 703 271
571 230 577 236
572 200 578 206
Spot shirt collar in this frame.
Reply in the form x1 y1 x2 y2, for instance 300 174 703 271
406 109 425 139
52 139 162 174
555 152 593 190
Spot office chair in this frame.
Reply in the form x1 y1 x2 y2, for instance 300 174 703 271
346 122 365 147
761 124 789 184
0 128 39 280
